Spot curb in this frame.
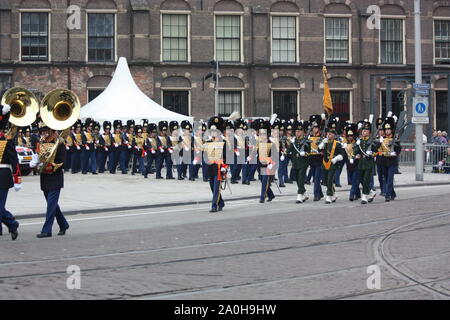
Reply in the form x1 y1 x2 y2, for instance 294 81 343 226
14 181 450 220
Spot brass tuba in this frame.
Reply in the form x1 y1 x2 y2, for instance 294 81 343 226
1 87 39 137
37 89 81 174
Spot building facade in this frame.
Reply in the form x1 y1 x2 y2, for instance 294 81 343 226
0 0 449 132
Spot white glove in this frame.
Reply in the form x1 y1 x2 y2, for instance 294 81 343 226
105 147 109 152
322 138 329 144
160 148 164 153
343 143 348 149
356 139 361 146
380 136 384 143
77 146 81 150
127 145 132 149
14 184 22 192
114 143 119 147
151 150 156 154
86 146 90 151
66 146 70 150
367 151 373 156
331 154 343 165
169 149 173 154
220 167 227 173
319 142 325 150
300 151 306 157
280 155 285 161
236 151 240 157
290 137 295 143
246 156 252 162
134 146 139 150
350 159 354 164
29 153 39 168
184 146 190 152
268 164 273 170
390 151 397 157
193 159 198 165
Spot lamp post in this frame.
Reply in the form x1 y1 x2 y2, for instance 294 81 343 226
414 0 424 181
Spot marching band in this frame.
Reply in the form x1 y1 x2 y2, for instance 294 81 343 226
0 85 405 239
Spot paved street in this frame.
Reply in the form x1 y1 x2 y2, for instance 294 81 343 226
0 170 449 300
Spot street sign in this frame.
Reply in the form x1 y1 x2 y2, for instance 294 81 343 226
414 89 429 96
413 83 430 89
412 96 429 124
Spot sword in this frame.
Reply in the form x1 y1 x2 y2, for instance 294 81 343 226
274 177 282 194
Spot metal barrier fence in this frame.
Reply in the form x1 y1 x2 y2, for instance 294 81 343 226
399 143 450 166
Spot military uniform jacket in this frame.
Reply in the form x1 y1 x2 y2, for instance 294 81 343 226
99 133 113 151
377 136 401 167
309 135 324 166
40 143 66 192
71 132 83 151
343 141 359 172
288 137 311 169
257 138 277 172
205 140 227 179
355 138 380 171
178 134 194 159
82 131 95 151
133 136 147 156
146 136 158 153
0 136 19 189
321 139 344 170
157 135 172 154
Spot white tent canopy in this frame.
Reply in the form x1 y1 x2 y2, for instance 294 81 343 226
80 57 193 124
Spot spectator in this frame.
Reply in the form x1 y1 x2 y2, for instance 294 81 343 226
432 130 441 145
442 131 448 145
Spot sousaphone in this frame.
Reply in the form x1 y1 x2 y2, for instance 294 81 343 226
1 87 39 127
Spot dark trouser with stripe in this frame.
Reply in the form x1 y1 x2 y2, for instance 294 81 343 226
293 167 307 195
348 169 361 199
360 168 372 195
41 189 69 235
0 189 19 233
322 167 336 197
310 165 324 198
260 175 275 201
381 165 396 199
376 163 385 194
209 178 224 209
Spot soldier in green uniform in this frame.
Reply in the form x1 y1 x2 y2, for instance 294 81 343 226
319 118 344 204
355 120 380 204
288 120 311 204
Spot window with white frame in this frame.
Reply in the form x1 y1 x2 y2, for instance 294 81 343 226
325 17 349 63
380 19 404 64
162 14 188 62
435 20 450 64
21 12 49 61
272 16 297 63
216 15 241 63
218 91 241 117
88 13 115 62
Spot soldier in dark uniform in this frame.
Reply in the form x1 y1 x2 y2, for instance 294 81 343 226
355 120 380 204
70 120 83 174
378 115 401 202
179 120 195 180
278 121 290 187
30 122 69 238
156 121 174 179
110 120 122 174
230 119 246 184
0 104 20 240
205 116 228 213
125 120 136 173
81 120 97 175
97 121 113 173
375 117 386 196
257 121 276 203
309 114 325 201
119 122 132 174
192 121 207 181
342 123 361 201
132 125 147 176
145 123 158 177
243 119 261 185
288 120 311 203
319 118 344 204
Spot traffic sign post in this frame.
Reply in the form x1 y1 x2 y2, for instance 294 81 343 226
412 96 429 124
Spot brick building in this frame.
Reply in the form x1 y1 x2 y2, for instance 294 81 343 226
0 0 449 132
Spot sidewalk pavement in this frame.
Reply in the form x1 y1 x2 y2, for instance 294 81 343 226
6 166 450 218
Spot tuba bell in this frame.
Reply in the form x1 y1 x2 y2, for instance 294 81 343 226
1 87 39 137
40 88 81 131
36 89 81 174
